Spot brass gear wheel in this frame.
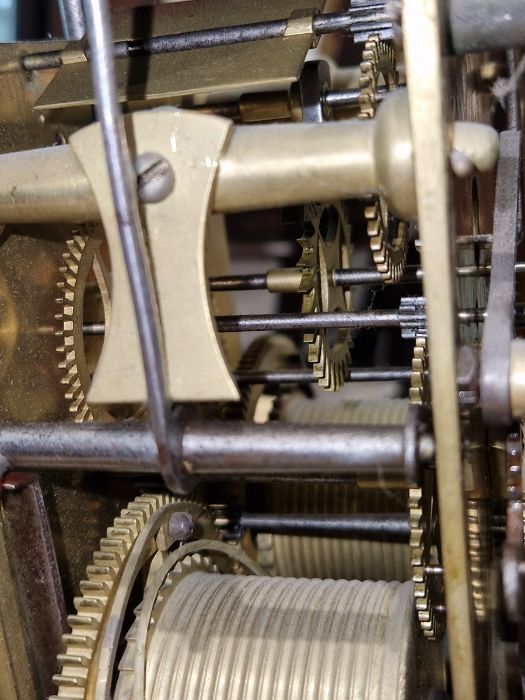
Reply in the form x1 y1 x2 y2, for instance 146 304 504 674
408 336 444 639
51 495 217 699
298 201 352 391
358 34 398 120
358 35 408 284
408 473 445 640
409 335 430 406
365 199 409 284
55 232 111 423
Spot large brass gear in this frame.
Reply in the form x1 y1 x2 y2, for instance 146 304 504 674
51 495 217 700
298 201 352 392
358 35 408 284
55 232 111 423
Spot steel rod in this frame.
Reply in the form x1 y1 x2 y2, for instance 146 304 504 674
234 367 412 384
325 86 387 109
210 261 525 293
238 512 410 542
215 310 426 333
19 6 388 73
58 0 85 39
0 418 430 485
210 274 268 292
83 0 182 491
82 306 525 338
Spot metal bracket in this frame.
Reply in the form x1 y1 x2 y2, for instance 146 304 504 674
480 130 522 425
69 108 240 405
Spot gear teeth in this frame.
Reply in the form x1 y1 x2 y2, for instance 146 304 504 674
365 200 408 284
56 233 105 423
53 494 178 699
297 203 352 392
114 553 220 696
358 35 398 121
359 37 407 284
231 334 302 420
410 336 430 406
409 485 443 640
467 499 490 622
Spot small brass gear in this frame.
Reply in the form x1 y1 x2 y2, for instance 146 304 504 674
51 495 216 699
358 35 408 284
358 34 398 120
55 232 111 423
409 335 430 406
365 199 408 284
298 202 352 392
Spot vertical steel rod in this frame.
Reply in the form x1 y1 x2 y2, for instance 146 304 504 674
58 0 85 39
82 0 179 492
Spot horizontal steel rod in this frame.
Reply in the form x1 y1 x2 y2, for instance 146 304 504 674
239 512 410 542
210 274 268 292
83 305 525 338
19 6 388 72
234 367 412 384
83 311 424 336
210 260 525 292
1 417 430 486
215 310 426 332
325 86 387 109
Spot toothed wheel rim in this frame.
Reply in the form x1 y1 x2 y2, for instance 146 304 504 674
55 232 111 423
358 35 408 285
51 495 217 699
231 334 302 420
297 202 352 392
409 335 430 406
114 553 219 699
366 198 408 284
409 476 445 641
408 337 443 639
114 539 265 700
358 34 398 121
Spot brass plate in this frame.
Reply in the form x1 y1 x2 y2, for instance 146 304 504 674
403 1 477 698
36 0 325 112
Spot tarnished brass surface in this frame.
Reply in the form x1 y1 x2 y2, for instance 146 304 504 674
36 1 325 112
70 108 238 404
0 483 66 699
0 43 83 424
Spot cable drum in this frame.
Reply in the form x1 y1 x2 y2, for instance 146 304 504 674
258 398 411 581
138 574 441 700
279 396 410 425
